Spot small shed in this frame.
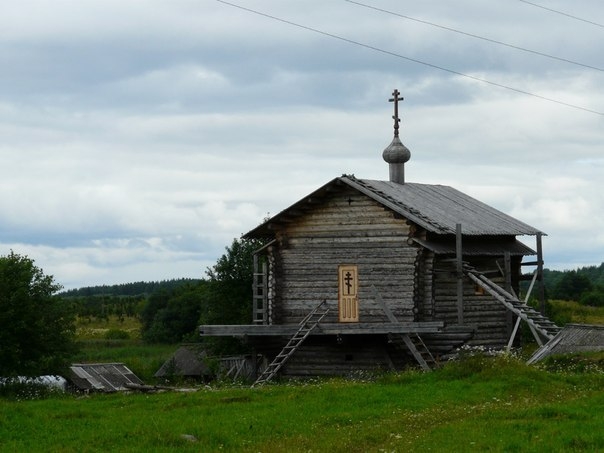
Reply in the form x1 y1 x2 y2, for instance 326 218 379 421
527 324 604 364
155 346 265 382
67 363 144 392
200 90 555 381
154 346 212 381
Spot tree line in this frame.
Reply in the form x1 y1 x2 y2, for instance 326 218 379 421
543 263 604 307
60 279 201 298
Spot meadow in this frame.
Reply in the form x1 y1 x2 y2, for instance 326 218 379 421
0 352 602 452
0 300 602 452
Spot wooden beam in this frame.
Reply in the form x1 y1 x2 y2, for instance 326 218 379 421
199 321 445 337
536 233 546 315
456 223 464 324
371 285 398 323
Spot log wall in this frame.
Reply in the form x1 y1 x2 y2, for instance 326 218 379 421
281 336 398 376
272 187 418 324
431 257 518 348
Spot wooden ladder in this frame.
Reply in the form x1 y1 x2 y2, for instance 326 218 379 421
464 266 561 345
388 333 436 371
371 284 437 371
252 254 268 323
252 300 330 387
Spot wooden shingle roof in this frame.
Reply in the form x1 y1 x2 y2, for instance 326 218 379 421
346 176 542 236
245 175 543 238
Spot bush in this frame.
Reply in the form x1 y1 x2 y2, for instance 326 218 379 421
104 329 130 340
579 290 604 307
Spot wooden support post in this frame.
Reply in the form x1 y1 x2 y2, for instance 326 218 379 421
251 347 258 381
456 223 464 325
536 233 545 315
503 251 514 342
506 316 522 353
504 252 512 293
524 270 538 303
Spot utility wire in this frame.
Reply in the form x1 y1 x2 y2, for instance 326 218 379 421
215 0 603 116
518 0 604 29
345 0 603 72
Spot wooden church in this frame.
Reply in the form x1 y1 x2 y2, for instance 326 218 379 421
200 90 559 382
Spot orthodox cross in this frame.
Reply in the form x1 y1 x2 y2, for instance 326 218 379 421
344 271 354 295
389 89 403 138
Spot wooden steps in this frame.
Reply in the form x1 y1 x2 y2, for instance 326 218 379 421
464 265 561 344
388 332 436 371
252 300 330 387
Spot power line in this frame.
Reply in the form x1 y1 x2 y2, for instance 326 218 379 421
518 0 604 29
215 0 603 116
345 0 603 72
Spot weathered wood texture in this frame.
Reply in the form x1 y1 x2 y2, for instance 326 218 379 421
248 184 532 360
415 250 435 321
199 321 444 336
430 257 521 347
281 336 404 376
269 188 418 324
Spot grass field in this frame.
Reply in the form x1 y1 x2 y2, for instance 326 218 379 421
74 315 178 382
1 304 602 451
0 353 602 452
549 299 604 325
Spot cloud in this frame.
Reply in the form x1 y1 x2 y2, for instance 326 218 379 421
1 0 603 288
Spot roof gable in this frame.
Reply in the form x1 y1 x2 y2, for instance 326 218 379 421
245 175 543 238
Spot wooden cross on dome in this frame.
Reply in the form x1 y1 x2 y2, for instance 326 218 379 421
389 89 403 138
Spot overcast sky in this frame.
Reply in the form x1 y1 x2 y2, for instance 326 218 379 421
1 0 603 289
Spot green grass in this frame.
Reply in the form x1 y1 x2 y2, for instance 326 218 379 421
74 315 175 383
49 306 602 451
73 340 176 383
549 299 604 325
1 354 602 452
76 315 142 340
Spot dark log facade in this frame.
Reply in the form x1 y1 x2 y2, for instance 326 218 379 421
272 185 415 325
200 174 543 376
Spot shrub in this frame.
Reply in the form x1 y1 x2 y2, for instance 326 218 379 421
579 290 604 307
104 329 130 340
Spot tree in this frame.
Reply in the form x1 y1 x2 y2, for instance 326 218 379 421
203 237 266 326
552 271 593 301
579 288 604 307
141 283 207 343
0 251 77 376
199 238 266 354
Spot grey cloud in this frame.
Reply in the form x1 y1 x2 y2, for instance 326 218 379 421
1 0 603 288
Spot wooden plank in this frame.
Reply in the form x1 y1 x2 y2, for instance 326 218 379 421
199 321 444 337
456 223 464 325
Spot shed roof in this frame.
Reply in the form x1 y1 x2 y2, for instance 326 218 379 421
154 346 211 378
67 363 143 392
527 324 604 363
245 175 543 238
